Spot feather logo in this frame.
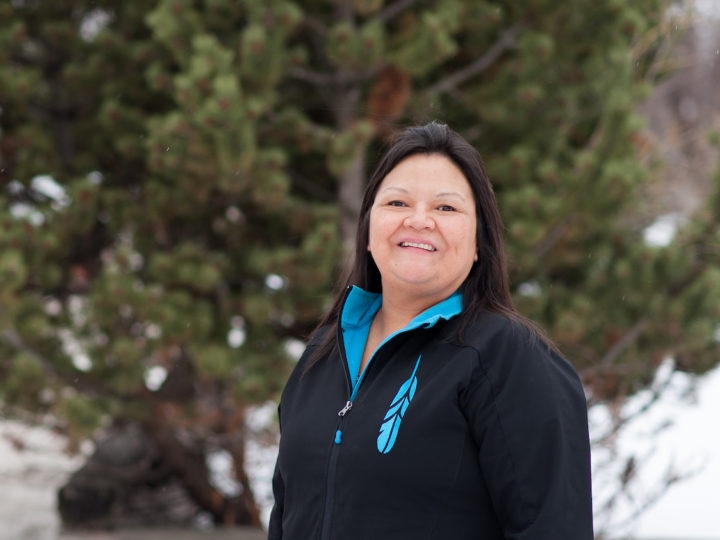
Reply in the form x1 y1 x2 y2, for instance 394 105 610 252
376 355 422 454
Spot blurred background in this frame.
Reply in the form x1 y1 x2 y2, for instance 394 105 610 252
1 0 719 539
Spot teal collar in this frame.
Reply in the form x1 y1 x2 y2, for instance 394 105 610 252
340 286 463 387
341 286 463 330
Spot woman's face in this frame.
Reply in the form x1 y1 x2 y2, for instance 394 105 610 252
368 153 477 303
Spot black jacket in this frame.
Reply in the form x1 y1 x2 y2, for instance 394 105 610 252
269 308 593 539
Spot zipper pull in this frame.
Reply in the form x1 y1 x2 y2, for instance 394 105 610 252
337 401 353 416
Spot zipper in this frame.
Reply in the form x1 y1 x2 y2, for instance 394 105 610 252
320 420 344 539
319 330 395 539
337 400 352 417
319 288 354 540
320 403 354 538
319 286 431 539
320 287 387 539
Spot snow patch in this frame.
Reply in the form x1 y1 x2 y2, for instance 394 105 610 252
244 402 279 528
591 359 720 538
0 420 85 539
643 213 686 247
207 449 243 497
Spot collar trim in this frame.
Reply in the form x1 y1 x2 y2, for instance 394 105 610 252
340 285 463 331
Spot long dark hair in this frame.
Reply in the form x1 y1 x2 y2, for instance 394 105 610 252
305 122 554 369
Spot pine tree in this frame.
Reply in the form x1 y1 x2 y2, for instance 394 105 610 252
1 0 717 529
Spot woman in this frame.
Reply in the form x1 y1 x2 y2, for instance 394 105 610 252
269 122 593 539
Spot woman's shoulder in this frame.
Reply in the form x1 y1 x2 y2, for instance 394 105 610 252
453 312 587 431
305 322 334 350
457 310 583 391
456 310 537 352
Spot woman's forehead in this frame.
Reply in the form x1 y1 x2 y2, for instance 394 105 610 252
378 154 472 197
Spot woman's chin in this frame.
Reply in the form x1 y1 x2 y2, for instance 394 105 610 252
384 274 445 294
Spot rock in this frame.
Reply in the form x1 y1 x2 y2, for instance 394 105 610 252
58 422 201 529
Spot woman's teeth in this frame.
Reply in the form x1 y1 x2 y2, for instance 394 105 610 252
400 241 436 251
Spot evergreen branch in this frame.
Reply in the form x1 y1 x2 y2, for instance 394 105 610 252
426 25 522 95
0 326 139 402
583 255 712 396
377 0 417 23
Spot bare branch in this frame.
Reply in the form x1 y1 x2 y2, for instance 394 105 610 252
301 15 329 36
532 216 577 258
337 0 354 23
377 0 417 23
589 365 673 446
607 459 705 534
288 65 379 88
599 317 650 369
289 170 335 202
287 66 335 86
426 25 522 95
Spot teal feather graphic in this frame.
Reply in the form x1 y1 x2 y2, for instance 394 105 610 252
377 355 422 454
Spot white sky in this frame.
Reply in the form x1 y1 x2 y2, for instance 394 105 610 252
631 364 720 538
634 1 720 535
596 363 720 539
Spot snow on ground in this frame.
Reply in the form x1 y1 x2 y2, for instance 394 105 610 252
2 366 719 539
626 363 720 539
591 361 720 539
0 419 85 540
244 401 279 528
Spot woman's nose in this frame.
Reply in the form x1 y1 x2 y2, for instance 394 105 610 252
403 206 435 230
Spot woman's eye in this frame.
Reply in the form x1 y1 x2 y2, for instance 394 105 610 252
388 200 406 207
438 204 456 212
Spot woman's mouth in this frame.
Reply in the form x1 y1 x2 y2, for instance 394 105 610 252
399 241 436 252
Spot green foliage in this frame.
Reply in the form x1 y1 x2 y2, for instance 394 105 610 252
2 0 719 522
3 352 46 410
0 249 27 292
58 393 105 439
0 1 341 442
192 342 235 378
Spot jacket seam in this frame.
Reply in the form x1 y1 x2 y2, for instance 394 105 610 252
464 342 539 532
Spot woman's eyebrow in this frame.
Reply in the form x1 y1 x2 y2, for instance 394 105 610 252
436 191 466 201
379 186 409 194
380 187 465 201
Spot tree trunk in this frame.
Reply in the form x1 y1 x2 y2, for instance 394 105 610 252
338 144 367 254
58 415 261 530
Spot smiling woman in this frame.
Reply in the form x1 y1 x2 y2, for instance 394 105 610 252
368 154 478 306
268 122 594 540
